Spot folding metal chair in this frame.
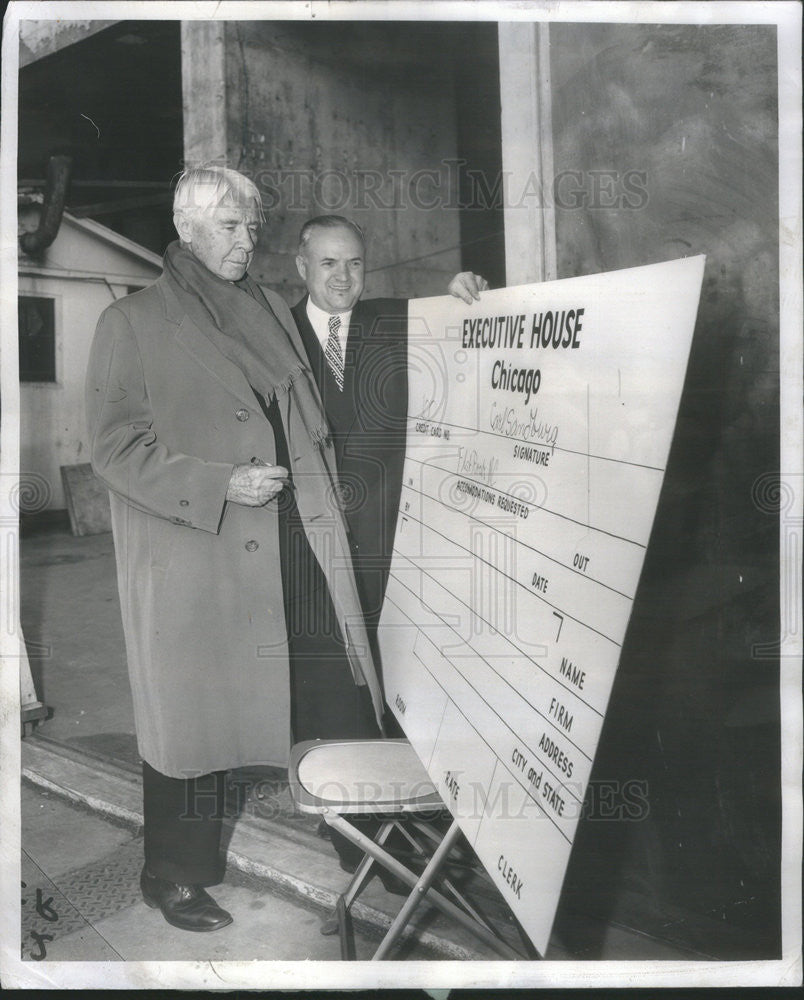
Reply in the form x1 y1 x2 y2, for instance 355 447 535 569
288 738 524 960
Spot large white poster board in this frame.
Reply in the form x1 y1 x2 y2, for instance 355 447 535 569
378 256 706 956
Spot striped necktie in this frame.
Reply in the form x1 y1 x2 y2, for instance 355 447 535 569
325 313 345 391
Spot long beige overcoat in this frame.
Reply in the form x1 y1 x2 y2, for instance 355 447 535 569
85 273 383 777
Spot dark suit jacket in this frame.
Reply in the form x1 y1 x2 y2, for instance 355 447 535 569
292 296 408 627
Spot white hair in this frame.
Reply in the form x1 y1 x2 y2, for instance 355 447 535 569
173 165 264 221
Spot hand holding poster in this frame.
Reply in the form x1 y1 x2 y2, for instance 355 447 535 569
378 256 706 956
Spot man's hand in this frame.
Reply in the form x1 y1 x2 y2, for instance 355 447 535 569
448 271 490 304
226 461 289 506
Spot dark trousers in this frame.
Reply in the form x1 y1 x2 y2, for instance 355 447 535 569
142 761 227 886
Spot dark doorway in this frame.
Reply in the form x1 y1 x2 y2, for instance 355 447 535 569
19 20 183 255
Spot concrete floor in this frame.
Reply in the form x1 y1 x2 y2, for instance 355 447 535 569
21 524 135 750
20 782 378 963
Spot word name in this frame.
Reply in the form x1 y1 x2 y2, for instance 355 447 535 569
559 656 585 690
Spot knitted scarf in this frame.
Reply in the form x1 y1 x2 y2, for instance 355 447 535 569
164 240 330 447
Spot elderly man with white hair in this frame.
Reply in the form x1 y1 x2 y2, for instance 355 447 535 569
86 165 384 932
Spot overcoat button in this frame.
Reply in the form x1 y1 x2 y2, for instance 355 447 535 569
245 539 259 552
236 408 250 421
179 499 189 507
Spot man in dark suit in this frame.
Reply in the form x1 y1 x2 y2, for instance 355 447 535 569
290 215 487 883
291 215 487 694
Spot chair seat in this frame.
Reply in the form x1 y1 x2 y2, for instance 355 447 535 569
287 738 524 960
289 739 443 815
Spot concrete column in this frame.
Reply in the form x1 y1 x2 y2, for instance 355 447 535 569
181 21 227 166
498 22 557 285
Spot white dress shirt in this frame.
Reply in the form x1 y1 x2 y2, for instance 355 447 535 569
306 298 352 358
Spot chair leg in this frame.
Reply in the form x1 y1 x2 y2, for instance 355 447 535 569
342 821 396 908
320 820 396 937
372 818 466 960
321 855 375 937
395 821 496 935
322 813 525 960
336 894 356 960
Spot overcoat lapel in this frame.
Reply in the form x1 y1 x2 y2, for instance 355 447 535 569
340 303 368 439
295 305 330 395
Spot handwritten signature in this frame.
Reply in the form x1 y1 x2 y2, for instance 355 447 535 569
456 446 499 485
489 402 559 451
414 395 442 421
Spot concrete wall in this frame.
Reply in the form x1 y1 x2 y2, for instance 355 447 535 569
19 275 125 511
18 216 161 510
185 21 463 304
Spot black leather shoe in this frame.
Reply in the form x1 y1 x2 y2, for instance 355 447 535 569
140 866 233 932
